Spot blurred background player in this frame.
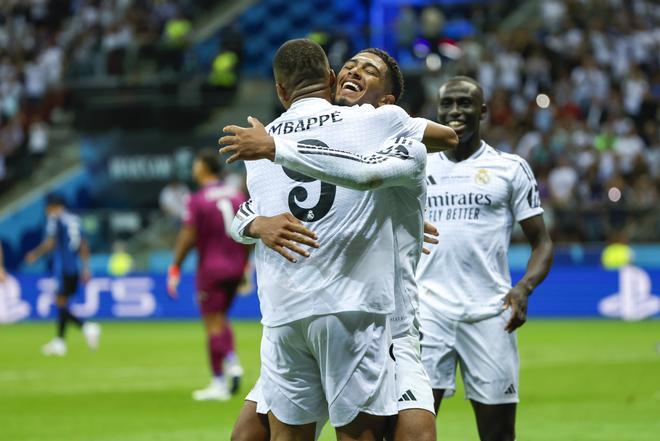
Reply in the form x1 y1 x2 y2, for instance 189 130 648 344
0 243 6 282
25 194 100 356
167 148 250 401
417 77 554 441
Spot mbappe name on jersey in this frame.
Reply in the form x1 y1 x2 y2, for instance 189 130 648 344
268 111 343 135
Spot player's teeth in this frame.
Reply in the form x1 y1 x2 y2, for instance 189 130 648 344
448 121 462 128
344 82 360 91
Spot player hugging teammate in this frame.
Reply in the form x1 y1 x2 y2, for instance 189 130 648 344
221 39 552 441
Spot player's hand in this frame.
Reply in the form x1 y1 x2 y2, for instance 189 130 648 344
25 251 38 265
219 117 276 164
503 285 530 333
167 265 181 299
0 267 6 282
81 268 92 283
422 221 439 255
249 213 319 263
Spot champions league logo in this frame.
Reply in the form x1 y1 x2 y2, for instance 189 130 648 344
0 274 31 324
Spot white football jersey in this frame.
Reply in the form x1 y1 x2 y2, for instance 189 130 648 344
416 141 544 322
245 98 427 327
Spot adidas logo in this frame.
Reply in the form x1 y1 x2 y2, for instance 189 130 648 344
504 384 517 395
398 389 417 402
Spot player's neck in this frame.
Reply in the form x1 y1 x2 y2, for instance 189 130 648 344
447 134 481 162
289 84 332 106
198 176 218 187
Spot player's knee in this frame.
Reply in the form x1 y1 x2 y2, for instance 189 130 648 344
393 410 436 441
231 422 267 441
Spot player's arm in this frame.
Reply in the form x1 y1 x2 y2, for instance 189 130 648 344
504 160 554 332
79 238 92 282
377 104 457 153
504 215 553 333
219 118 425 190
25 237 56 264
168 225 196 298
422 120 459 153
230 200 319 263
273 136 426 191
0 243 6 281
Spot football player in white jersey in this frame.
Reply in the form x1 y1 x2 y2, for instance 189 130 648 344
222 40 456 441
229 47 442 441
416 76 554 441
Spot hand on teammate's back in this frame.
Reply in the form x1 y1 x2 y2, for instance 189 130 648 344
503 285 529 333
0 266 6 282
219 117 275 163
422 221 439 255
247 213 319 263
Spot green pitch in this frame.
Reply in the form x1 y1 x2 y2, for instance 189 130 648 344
1 320 658 441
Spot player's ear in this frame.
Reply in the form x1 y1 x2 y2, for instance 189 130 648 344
328 69 336 88
378 94 396 106
480 103 488 121
275 82 290 108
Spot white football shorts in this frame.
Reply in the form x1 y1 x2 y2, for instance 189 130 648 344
260 311 397 427
246 376 327 439
392 324 435 413
419 308 519 404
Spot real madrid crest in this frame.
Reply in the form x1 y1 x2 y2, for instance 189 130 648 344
475 169 490 185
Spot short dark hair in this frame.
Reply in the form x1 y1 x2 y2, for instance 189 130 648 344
45 193 65 207
359 48 404 101
441 76 484 101
273 39 330 90
196 148 222 176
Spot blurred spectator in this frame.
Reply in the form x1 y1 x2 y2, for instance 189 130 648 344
399 0 658 242
28 115 48 159
548 157 578 207
159 178 190 223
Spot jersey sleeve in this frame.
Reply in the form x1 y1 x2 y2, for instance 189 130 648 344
45 216 56 238
230 199 259 245
376 105 427 141
510 158 544 222
273 136 427 191
182 194 195 226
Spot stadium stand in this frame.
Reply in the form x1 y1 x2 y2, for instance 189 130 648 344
0 0 657 273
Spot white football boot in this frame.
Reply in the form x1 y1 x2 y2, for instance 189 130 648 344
192 379 231 401
82 322 101 350
42 337 67 356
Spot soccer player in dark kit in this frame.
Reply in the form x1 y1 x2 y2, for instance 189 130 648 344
25 194 100 356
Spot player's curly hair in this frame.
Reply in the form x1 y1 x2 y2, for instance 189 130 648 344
273 39 330 90
359 48 405 102
196 148 222 176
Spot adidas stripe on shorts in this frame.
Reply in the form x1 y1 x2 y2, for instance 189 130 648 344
392 324 435 413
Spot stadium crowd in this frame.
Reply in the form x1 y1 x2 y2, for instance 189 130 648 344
404 0 658 242
0 0 215 187
2 0 657 244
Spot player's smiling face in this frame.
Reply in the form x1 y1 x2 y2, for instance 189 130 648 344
335 52 393 107
437 82 486 141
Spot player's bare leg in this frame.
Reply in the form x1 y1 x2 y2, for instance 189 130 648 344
432 389 446 414
193 312 233 400
387 409 436 441
268 412 316 441
335 412 389 441
231 401 269 441
470 401 516 441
